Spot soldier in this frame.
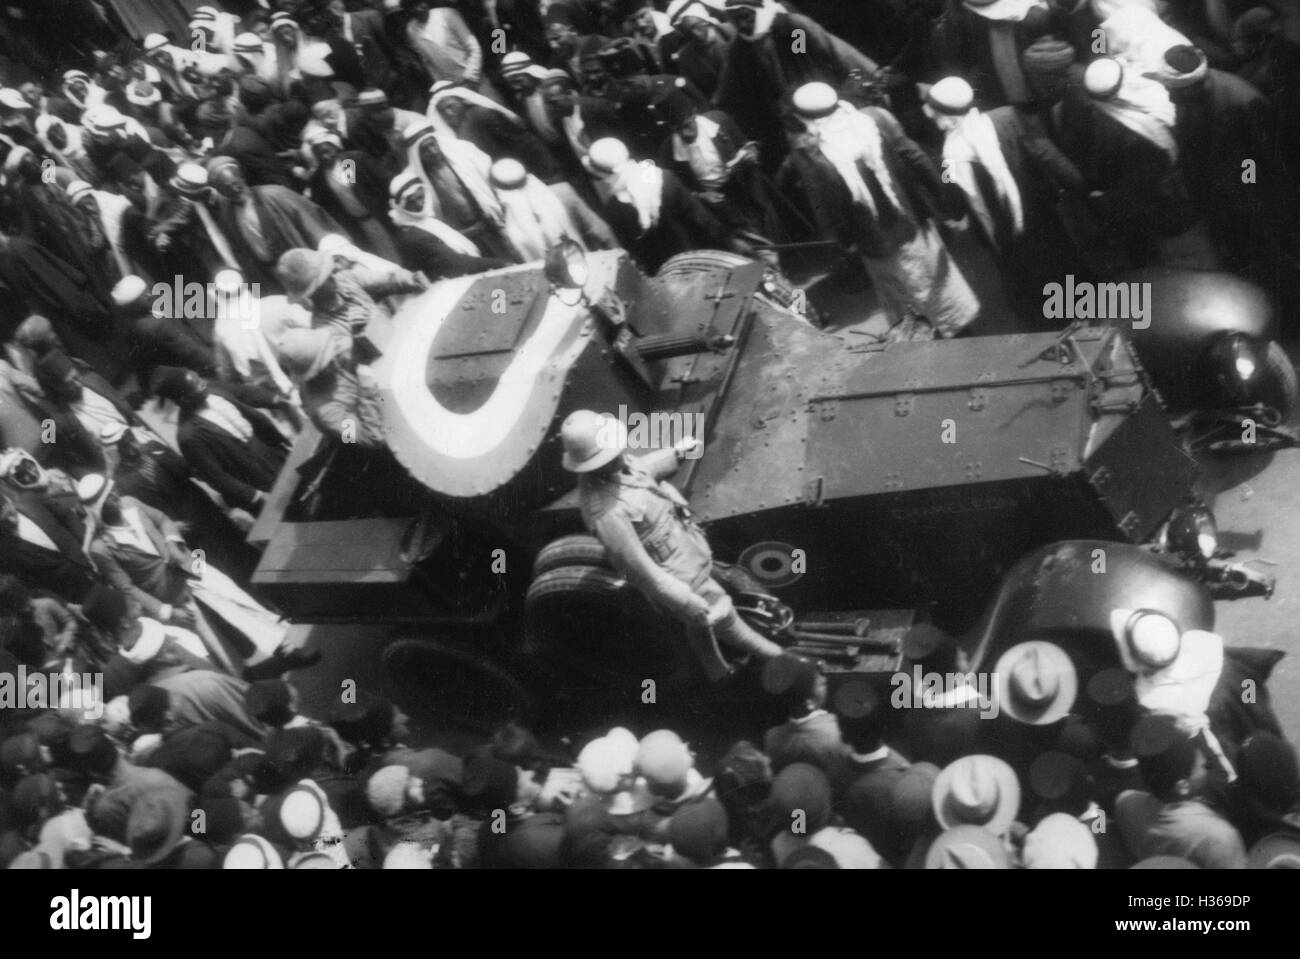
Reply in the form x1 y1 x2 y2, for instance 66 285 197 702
559 409 783 680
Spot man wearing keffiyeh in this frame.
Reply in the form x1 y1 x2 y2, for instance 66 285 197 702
663 0 733 98
715 0 880 173
780 83 979 339
583 136 752 271
924 75 1084 322
652 87 791 249
933 0 1066 109
400 117 516 260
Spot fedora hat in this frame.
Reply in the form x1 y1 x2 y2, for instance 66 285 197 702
995 641 1077 725
1247 833 1300 869
1022 812 1098 868
560 409 627 473
127 789 189 865
933 754 1021 835
924 825 1009 869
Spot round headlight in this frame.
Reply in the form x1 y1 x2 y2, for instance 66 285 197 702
544 239 588 303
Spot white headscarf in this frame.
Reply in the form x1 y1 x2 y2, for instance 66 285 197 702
61 75 106 113
803 103 903 217
402 125 506 227
35 114 86 160
497 173 583 261
88 189 135 276
667 0 723 27
1091 0 1163 19
962 0 1046 21
1091 54 1178 159
936 108 1025 244
389 171 484 256
426 84 525 139
1101 4 1193 79
737 0 787 42
593 155 664 233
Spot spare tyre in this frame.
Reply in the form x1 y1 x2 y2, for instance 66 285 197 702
531 534 610 578
382 635 534 734
524 565 691 686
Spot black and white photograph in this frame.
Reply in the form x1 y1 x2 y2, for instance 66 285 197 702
0 0 1295 918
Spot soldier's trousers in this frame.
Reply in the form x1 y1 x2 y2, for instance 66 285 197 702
688 578 783 680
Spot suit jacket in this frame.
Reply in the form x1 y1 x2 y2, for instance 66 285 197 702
26 373 138 477
0 487 96 601
308 151 393 231
89 495 193 618
345 8 397 91
128 309 217 385
176 385 288 512
764 711 851 783
602 167 730 272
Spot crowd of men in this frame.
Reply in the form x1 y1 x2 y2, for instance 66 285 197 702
0 0 1299 868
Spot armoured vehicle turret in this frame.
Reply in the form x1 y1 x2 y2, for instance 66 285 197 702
248 247 1252 727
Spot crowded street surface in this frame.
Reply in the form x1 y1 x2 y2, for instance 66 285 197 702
1 0 1300 882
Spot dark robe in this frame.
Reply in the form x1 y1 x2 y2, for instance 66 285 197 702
113 438 260 582
715 11 879 173
216 106 308 190
307 151 395 250
776 106 955 259
0 488 96 602
1170 69 1291 276
392 224 511 280
454 105 567 183
215 186 343 288
1050 87 1197 265
656 109 793 241
0 238 118 377
126 307 217 386
931 2 1066 109
601 167 732 272
175 384 288 513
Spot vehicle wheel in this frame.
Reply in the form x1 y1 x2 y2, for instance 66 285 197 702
656 250 752 277
382 635 535 734
525 565 690 685
1262 341 1299 425
532 534 609 578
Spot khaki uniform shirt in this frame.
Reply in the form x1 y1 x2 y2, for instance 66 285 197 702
579 452 712 620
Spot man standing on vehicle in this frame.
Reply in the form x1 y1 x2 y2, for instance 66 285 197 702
560 409 783 680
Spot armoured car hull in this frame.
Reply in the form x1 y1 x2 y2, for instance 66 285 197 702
249 250 1216 716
